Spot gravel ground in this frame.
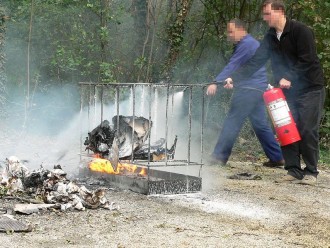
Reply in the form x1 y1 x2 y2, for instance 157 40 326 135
1 161 330 248
1 123 330 248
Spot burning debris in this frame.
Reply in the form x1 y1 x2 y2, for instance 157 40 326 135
81 115 201 195
0 157 117 212
84 115 177 162
88 158 148 176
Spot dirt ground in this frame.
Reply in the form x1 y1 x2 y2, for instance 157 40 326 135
0 122 330 248
1 160 330 248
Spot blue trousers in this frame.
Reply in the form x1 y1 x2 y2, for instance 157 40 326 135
212 88 283 162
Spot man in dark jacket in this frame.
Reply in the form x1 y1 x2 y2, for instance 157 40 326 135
207 18 283 166
225 0 325 185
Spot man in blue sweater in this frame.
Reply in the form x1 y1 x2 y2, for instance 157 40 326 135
207 18 283 166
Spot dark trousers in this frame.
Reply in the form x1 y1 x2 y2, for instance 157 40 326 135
283 88 325 179
212 88 283 162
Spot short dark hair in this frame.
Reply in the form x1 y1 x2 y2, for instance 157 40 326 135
229 18 247 31
262 0 286 12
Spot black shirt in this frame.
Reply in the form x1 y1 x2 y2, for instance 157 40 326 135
231 19 324 99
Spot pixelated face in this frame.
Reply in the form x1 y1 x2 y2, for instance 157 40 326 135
227 22 243 43
262 3 283 28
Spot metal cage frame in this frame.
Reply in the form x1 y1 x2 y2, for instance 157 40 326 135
79 82 208 194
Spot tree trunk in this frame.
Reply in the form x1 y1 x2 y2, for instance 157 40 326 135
99 0 111 82
131 0 148 82
162 0 193 82
132 0 147 58
0 6 8 113
100 0 110 63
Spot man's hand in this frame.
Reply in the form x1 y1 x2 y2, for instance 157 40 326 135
225 77 233 84
279 78 291 89
206 84 217 95
224 77 233 89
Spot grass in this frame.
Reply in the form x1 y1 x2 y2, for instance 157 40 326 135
320 148 330 167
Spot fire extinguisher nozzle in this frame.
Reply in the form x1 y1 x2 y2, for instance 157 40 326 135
267 84 274 90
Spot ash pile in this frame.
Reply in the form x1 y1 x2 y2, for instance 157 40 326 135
84 115 177 162
0 156 117 213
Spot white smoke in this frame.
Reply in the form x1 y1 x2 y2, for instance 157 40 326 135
0 83 208 177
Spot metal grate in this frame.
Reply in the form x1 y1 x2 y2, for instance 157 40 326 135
79 82 208 194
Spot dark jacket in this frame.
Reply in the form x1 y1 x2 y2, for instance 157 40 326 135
214 34 267 89
231 19 324 99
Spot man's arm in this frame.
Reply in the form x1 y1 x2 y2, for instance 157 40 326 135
214 42 256 82
229 36 270 83
206 36 259 95
208 37 257 95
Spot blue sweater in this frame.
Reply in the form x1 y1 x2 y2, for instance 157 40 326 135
215 34 267 89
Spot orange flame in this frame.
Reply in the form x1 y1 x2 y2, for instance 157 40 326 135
89 157 147 176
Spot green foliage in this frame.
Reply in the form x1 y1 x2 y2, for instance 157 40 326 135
99 61 119 83
320 110 330 162
291 1 330 81
51 44 85 73
0 0 329 151
3 0 127 87
0 185 8 197
3 0 329 85
134 56 147 68
291 0 330 159
319 149 330 167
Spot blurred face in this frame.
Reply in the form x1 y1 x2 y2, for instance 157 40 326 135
227 23 244 43
262 4 283 28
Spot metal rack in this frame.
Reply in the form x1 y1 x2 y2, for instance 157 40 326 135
79 82 208 194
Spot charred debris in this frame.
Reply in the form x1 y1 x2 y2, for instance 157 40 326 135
0 156 117 216
84 115 177 162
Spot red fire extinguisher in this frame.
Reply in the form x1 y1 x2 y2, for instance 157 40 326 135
263 84 301 146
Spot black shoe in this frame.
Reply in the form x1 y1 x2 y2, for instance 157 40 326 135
263 160 285 168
